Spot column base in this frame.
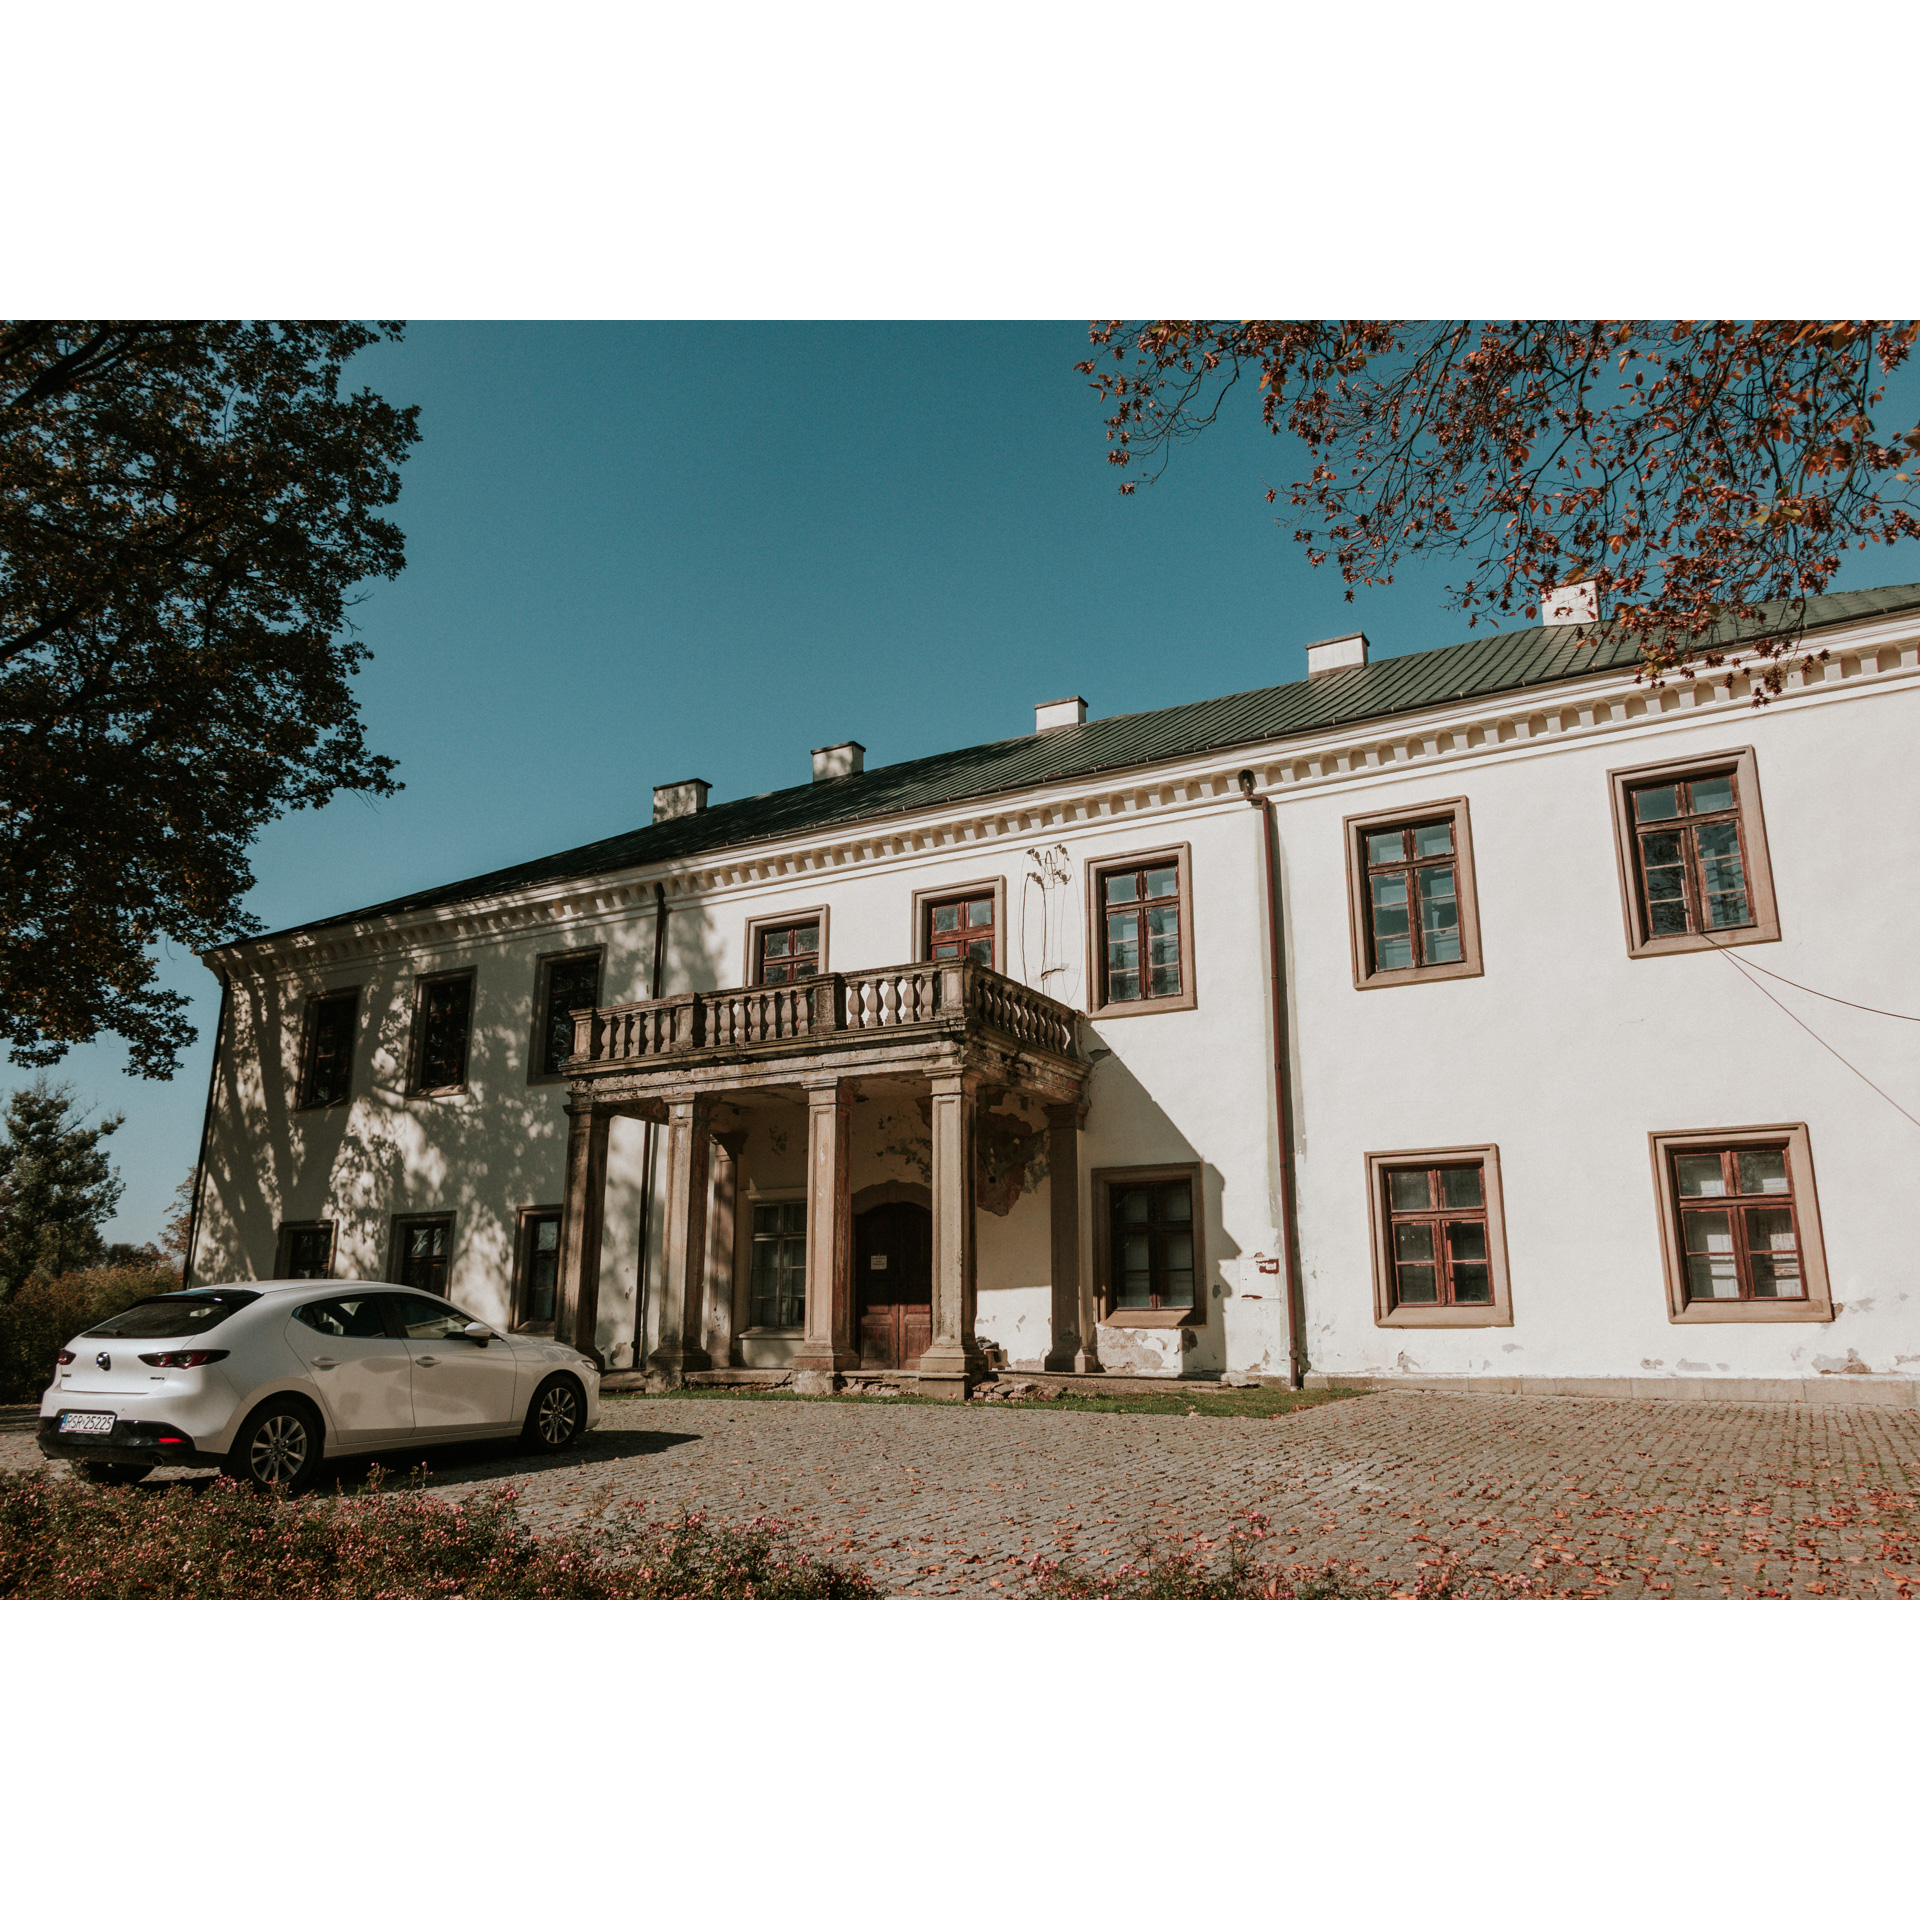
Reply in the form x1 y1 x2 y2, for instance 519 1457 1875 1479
791 1343 858 1395
917 1342 986 1399
1044 1338 1099 1374
644 1342 713 1390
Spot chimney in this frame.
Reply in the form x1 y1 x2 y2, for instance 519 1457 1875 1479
1305 632 1369 678
811 741 865 783
1542 581 1600 626
652 778 710 822
1034 695 1087 733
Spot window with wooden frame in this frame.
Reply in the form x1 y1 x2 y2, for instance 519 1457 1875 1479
408 972 474 1095
1085 845 1197 1016
1343 798 1483 989
1607 747 1779 958
296 990 358 1108
1090 1163 1205 1326
747 911 826 986
531 950 602 1080
390 1213 455 1296
274 1220 335 1280
918 884 1000 968
1648 1124 1831 1323
746 1199 807 1330
1365 1145 1512 1328
513 1207 563 1330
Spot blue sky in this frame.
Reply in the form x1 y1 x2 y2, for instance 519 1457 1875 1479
14 321 1920 1242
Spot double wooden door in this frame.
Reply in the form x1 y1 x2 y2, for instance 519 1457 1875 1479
856 1201 932 1371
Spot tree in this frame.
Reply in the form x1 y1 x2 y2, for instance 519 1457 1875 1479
1079 322 1920 697
157 1168 196 1273
0 1079 124 1300
1 322 420 1078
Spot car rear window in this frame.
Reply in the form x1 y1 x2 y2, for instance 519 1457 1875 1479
83 1292 260 1339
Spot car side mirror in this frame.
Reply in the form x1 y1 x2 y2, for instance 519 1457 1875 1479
461 1322 493 1345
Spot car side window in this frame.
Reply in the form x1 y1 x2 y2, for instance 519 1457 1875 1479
294 1297 396 1339
391 1294 486 1340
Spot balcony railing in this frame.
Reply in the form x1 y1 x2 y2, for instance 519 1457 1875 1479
570 959 1079 1071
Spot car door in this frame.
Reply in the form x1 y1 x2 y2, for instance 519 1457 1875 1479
283 1295 415 1447
389 1292 520 1434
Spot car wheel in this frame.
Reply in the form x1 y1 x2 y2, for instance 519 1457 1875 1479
77 1460 153 1486
524 1375 585 1454
229 1398 324 1495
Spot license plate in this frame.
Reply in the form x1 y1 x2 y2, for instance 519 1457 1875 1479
59 1411 116 1436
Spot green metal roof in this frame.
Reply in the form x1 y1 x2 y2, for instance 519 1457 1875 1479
247 583 1920 945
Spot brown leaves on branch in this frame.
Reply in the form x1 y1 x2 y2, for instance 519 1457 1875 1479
1078 321 1920 697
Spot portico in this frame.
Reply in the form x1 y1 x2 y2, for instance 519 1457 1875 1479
552 959 1091 1396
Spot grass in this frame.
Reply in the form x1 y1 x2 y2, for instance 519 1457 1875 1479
616 1383 1361 1419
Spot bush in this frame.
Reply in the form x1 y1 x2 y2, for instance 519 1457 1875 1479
0 1468 879 1600
0 1264 175 1402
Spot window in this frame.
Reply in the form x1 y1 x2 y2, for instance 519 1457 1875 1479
391 1293 486 1339
748 913 825 986
293 1296 396 1339
1365 1145 1512 1327
747 1201 807 1329
1607 747 1780 957
275 1221 335 1280
533 951 602 1079
514 1208 563 1329
391 1214 455 1296
296 991 357 1108
1086 845 1197 1016
1648 1124 1831 1323
1089 1164 1205 1326
409 973 474 1094
1343 798 1483 989
924 891 996 967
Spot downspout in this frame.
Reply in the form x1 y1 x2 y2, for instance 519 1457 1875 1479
180 969 231 1287
629 882 670 1367
1239 771 1306 1389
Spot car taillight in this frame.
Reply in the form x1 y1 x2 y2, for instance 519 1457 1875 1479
56 1350 75 1366
138 1350 230 1369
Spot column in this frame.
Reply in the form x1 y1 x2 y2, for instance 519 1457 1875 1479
645 1094 714 1387
792 1077 856 1394
918 1069 983 1398
555 1101 611 1362
1043 1101 1096 1373
703 1128 747 1372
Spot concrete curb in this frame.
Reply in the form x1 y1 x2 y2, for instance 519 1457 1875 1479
1306 1372 1920 1410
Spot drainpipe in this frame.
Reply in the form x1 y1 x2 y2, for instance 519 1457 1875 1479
1239 770 1306 1389
180 969 231 1287
629 883 670 1366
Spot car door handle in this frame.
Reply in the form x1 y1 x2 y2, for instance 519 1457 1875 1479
414 1356 439 1368
311 1359 338 1370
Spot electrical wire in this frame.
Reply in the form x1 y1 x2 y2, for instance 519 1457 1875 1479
1716 949 1920 1024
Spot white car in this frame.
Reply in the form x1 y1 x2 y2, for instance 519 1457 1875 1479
37 1281 601 1493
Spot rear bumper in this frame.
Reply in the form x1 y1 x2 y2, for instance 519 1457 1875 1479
37 1417 227 1471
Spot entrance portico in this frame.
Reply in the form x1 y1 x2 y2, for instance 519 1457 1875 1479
553 958 1091 1396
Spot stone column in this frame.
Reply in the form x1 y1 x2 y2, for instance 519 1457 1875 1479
1043 1101 1096 1372
703 1128 747 1371
555 1101 611 1363
793 1077 856 1394
918 1068 983 1399
645 1094 714 1387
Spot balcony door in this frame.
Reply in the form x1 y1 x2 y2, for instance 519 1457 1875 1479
856 1201 932 1371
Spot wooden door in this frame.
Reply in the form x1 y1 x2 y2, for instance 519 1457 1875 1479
856 1202 933 1369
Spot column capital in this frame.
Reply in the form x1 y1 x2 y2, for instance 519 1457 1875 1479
665 1092 715 1123
801 1073 856 1108
926 1067 986 1101
1044 1099 1089 1131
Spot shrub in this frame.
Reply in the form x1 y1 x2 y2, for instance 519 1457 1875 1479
0 1263 175 1402
0 1468 879 1600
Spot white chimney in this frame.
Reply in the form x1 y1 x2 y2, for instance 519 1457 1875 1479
1542 581 1600 626
1305 632 1369 678
1034 695 1087 733
653 778 710 822
811 741 865 782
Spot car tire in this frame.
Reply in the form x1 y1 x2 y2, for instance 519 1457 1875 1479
76 1460 153 1486
523 1374 586 1454
229 1397 325 1495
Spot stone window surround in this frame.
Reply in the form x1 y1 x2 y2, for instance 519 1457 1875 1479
743 905 831 987
911 874 1008 972
273 1218 335 1280
294 987 359 1110
1648 1122 1832 1324
388 1210 458 1295
405 967 476 1098
526 945 605 1085
1083 842 1198 1019
1606 744 1780 958
1342 796 1484 990
511 1203 563 1331
1365 1143 1513 1328
1089 1160 1207 1328
738 1182 806 1337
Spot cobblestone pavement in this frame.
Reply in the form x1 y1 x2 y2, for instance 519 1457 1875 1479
8 1391 1918 1596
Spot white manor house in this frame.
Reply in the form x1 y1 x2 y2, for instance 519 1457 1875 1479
186 584 1920 1407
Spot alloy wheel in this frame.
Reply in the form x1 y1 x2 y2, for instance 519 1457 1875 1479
250 1413 311 1485
536 1384 578 1446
